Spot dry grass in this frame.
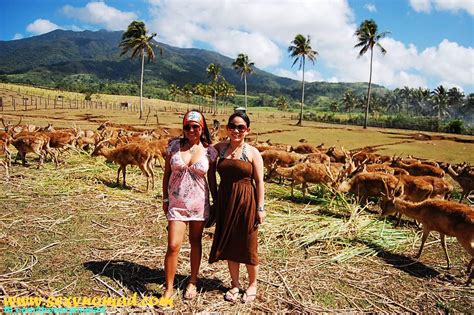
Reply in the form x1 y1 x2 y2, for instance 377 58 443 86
1 84 473 312
1 149 473 313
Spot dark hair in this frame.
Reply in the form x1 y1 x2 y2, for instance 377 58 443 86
228 111 250 128
180 109 212 145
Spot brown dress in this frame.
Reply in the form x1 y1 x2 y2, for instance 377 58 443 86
209 158 259 265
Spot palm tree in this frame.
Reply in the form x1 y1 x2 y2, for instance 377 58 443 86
354 19 389 128
288 34 318 126
206 63 222 115
232 53 255 110
342 90 357 112
168 84 179 102
431 85 450 120
120 21 161 119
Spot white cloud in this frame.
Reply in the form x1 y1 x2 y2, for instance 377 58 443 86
26 19 59 35
364 4 377 12
148 0 354 68
12 33 24 40
274 69 324 82
144 0 472 91
409 0 474 15
62 1 138 31
409 0 432 13
419 39 474 86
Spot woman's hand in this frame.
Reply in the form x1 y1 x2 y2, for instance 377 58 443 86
257 210 266 224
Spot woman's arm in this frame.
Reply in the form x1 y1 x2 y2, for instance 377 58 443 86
251 145 266 224
208 143 222 202
208 159 218 202
162 152 172 215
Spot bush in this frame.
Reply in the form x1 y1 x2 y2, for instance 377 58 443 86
445 119 464 134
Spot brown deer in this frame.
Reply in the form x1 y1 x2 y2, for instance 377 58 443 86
444 164 474 202
338 172 402 205
276 162 353 197
0 140 10 178
92 141 155 191
11 134 53 168
380 196 474 285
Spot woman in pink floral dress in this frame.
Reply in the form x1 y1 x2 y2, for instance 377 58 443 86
162 110 218 301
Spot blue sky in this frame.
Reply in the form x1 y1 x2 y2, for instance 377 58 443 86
1 0 473 92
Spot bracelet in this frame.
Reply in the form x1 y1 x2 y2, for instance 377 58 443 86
257 206 265 212
163 198 169 203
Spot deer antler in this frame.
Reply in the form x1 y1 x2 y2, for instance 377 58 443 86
16 116 23 127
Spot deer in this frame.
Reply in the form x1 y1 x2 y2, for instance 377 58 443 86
11 134 54 168
92 140 155 192
261 149 306 181
380 191 474 285
0 140 10 178
391 159 445 177
338 172 403 205
276 162 354 197
443 164 474 202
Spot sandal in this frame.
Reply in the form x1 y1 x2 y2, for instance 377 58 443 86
184 282 198 300
224 287 241 302
242 288 257 303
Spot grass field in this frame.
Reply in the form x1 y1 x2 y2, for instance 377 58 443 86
1 85 473 312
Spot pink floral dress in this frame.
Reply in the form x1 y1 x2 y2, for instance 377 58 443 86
166 139 218 221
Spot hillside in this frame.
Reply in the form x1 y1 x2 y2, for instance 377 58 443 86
0 29 386 102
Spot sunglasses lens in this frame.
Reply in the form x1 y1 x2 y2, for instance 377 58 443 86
184 124 200 131
228 123 247 131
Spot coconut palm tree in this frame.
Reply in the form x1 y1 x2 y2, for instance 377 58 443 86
120 21 161 119
206 63 222 115
431 85 450 120
354 19 389 128
232 53 255 110
288 34 318 126
168 84 180 102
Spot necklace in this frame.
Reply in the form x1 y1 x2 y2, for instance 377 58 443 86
229 143 244 159
189 143 199 154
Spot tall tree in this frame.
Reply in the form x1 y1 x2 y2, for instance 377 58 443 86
206 63 222 115
354 19 389 128
288 34 318 126
232 53 255 110
168 84 179 102
431 85 450 120
120 21 160 119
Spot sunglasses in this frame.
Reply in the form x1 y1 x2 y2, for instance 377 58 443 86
183 124 201 131
227 123 247 132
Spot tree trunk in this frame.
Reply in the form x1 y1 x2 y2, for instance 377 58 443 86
139 50 145 120
364 48 373 129
297 58 305 126
244 74 248 110
213 90 217 116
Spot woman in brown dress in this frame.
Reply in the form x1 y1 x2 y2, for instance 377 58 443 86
209 111 265 303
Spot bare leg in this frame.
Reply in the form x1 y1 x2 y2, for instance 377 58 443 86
243 264 258 302
439 233 451 269
415 228 430 259
227 260 241 289
188 221 205 284
163 220 186 299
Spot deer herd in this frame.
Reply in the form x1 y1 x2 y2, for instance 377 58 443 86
0 116 473 284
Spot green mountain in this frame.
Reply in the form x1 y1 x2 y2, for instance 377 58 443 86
0 29 386 103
